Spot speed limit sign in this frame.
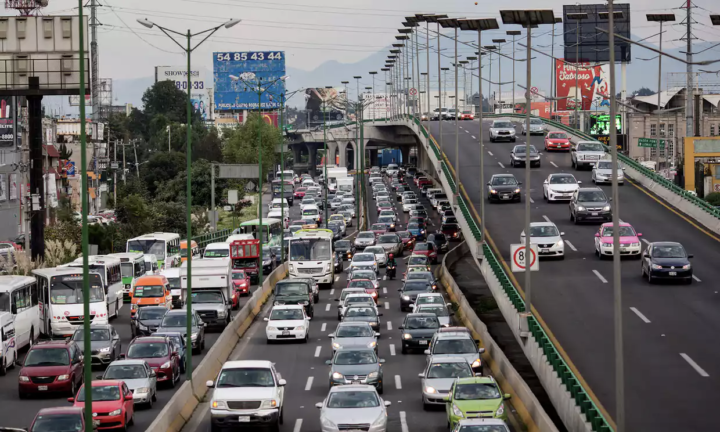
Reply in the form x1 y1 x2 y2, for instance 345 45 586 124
511 244 539 272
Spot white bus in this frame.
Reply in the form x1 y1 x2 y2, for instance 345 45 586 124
32 268 108 339
160 267 183 308
65 255 124 319
0 276 39 349
288 229 334 288
126 232 182 269
107 252 146 301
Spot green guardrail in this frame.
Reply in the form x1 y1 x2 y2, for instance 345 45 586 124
191 228 233 250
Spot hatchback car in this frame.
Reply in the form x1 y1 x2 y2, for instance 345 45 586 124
407 254 431 269
343 306 382 333
156 309 206 354
328 322 379 354
153 332 188 374
101 360 158 408
376 233 403 256
414 303 452 327
264 305 311 343
569 187 612 224
334 240 355 261
641 241 693 284
445 376 511 428
326 348 385 393
364 246 388 267
316 385 391 432
427 330 485 374
377 216 397 231
594 222 642 259
70 380 135 428
487 174 521 203
18 339 84 398
399 313 441 354
510 144 541 168
544 131 571 151
592 159 625 185
71 325 122 367
123 336 180 388
347 279 378 303
131 305 168 337
354 231 376 249
28 407 91 432
406 223 426 241
397 231 416 251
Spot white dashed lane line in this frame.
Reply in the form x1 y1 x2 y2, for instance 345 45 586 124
314 346 322 357
592 270 608 283
550 161 558 168
498 162 505 168
565 240 577 252
630 307 651 323
304 376 314 391
680 353 710 377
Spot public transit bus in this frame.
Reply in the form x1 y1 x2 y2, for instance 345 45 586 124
236 218 283 248
108 252 146 301
126 232 182 269
288 229 334 288
65 255 124 319
32 268 107 338
0 276 39 348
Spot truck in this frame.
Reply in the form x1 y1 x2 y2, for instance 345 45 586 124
180 258 232 328
288 229 334 288
378 148 402 167
230 239 261 284
337 178 354 195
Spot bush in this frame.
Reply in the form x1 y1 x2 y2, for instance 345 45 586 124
705 192 720 206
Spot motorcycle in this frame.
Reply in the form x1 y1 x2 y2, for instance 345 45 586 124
386 265 396 280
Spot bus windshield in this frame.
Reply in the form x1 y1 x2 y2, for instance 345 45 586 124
120 263 134 278
127 239 166 260
50 275 104 304
290 238 331 261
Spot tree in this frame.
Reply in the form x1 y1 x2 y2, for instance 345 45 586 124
632 87 655 97
705 192 720 206
223 113 282 178
141 81 188 124
194 127 223 162
139 151 186 196
155 159 227 209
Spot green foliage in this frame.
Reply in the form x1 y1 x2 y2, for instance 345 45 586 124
139 151 186 196
705 192 720 206
142 81 189 124
45 220 81 246
57 142 73 160
154 159 227 208
223 112 282 178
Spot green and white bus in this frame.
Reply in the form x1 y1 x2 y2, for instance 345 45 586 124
107 252 145 301
126 232 181 270
236 218 283 248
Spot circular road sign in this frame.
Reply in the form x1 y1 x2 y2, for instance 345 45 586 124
513 246 536 270
409 88 418 96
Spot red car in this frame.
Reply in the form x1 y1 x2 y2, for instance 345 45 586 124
294 187 307 199
377 201 393 213
544 131 571 151
123 336 180 388
397 231 416 250
442 223 462 241
371 223 388 237
29 407 94 432
232 269 251 300
18 340 85 398
418 177 433 188
69 380 134 430
347 279 378 303
460 111 475 120
413 242 439 264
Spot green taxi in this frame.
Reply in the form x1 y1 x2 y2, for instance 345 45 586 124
444 376 511 429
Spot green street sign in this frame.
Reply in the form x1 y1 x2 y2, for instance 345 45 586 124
638 137 666 148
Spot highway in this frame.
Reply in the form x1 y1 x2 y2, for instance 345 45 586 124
180 173 524 432
428 118 720 431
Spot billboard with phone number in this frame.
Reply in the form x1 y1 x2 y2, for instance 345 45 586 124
213 51 286 111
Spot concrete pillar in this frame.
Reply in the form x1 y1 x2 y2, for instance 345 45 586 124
400 146 410 166
327 141 338 167
369 149 379 167
292 145 302 171
338 142 348 169
308 145 318 176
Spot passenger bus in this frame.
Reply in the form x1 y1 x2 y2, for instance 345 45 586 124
32 268 107 338
126 232 182 269
0 276 39 348
236 218 283 248
288 229 334 288
65 255 124 319
107 252 145 301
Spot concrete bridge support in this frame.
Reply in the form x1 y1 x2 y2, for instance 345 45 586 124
338 141 350 169
327 141 338 167
401 147 410 166
369 149 379 168
308 145 318 175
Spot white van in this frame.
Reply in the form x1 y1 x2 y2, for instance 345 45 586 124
160 267 183 308
204 242 231 259
144 254 160 275
301 204 321 223
0 311 16 375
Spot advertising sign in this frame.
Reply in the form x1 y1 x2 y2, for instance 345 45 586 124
563 3 631 63
0 174 6 201
305 88 344 126
261 112 279 128
593 134 628 153
363 93 389 120
9 174 17 201
555 59 609 111
0 96 16 148
155 66 206 92
213 51 286 111
190 88 213 121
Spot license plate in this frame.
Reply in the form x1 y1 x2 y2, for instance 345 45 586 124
281 330 290 335
669 272 677 276
501 195 510 200
38 386 48 391
419 340 428 345
238 416 250 422
591 212 598 216
541 249 549 253
352 380 361 384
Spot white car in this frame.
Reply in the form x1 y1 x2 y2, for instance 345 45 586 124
542 173 581 202
264 305 310 343
520 222 565 259
401 192 417 203
375 193 390 202
349 252 379 273
414 303 451 327
268 209 283 219
378 210 397 222
402 199 418 212
413 292 447 308
592 159 625 185
364 246 388 267
316 385 390 432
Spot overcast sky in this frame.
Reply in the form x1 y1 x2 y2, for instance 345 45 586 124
6 0 717 82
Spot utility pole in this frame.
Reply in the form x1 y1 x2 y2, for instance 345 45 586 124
89 0 101 120
113 139 117 208
122 139 126 184
682 0 695 138
132 139 139 177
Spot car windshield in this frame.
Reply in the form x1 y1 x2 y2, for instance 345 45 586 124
548 132 567 140
578 143 605 152
77 385 120 402
514 146 537 154
417 296 444 305
358 232 375 239
327 391 380 408
161 314 187 327
365 247 383 255
530 118 543 125
352 271 376 281
414 243 431 251
134 285 165 298
407 223 420 230
601 226 636 237
454 383 501 400
24 348 70 366
269 308 304 320
72 328 110 341
232 271 247 280
50 276 104 305
398 232 411 239
494 122 513 128
378 217 394 224
191 291 224 303
434 234 447 242
127 342 168 359
104 365 147 380
528 226 559 237
408 273 432 281
433 339 477 354
408 256 428 265
405 316 439 329
139 308 168 320
578 191 607 202
290 238 332 260
346 307 377 317
404 282 430 292
419 305 448 316
378 235 398 243
549 175 576 184
372 224 386 231
334 350 377 365
427 362 473 379
275 283 309 296
596 161 621 170
216 367 275 387
652 245 686 258
204 248 229 258
354 254 374 262
127 239 167 260
349 280 374 289
336 325 374 337
31 414 83 432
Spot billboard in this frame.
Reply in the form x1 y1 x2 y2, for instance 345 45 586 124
213 51 286 111
190 88 213 121
0 96 16 148
155 66 206 92
563 3 631 63
363 93 389 120
555 59 609 111
304 88 345 126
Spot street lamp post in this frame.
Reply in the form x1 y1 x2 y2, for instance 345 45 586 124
647 13 676 171
507 31 521 111
466 57 477 113
492 40 506 111
279 88 303 261
438 17 462 189
322 85 334 224
137 16 240 381
369 71 378 122
353 76 362 222
381 70 390 121
548 18 562 118
341 81 349 124
567 12 589 130
484 46 498 112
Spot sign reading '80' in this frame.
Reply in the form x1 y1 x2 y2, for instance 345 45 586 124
213 51 286 111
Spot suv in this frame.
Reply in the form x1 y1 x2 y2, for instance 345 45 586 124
571 141 606 170
273 279 314 318
18 340 85 398
445 376 512 428
156 309 207 354
208 360 286 431
426 329 485 374
123 336 181 388
569 187 612 224
489 120 516 142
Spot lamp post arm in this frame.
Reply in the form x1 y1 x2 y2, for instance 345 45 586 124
191 26 224 52
155 26 187 51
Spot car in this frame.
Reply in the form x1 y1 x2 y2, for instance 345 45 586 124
409 209 429 220
487 174 521 203
445 376 511 428
71 324 122 367
407 254 431 270
264 305 311 343
427 329 485 374
406 222 426 241
364 246 388 267
131 305 169 337
294 187 307 199
340 204 356 218
399 280 434 311
334 240 355 261
421 112 430 121
419 356 475 410
441 209 455 221
376 233 403 256
594 222 642 259
232 269 251 298
592 159 625 185
544 131 571 151
427 232 449 253
413 242 439 264
397 231 416 250
376 201 394 213
101 360 158 408
408 216 426 227
315 384 390 432
399 312 441 354
349 252 379 274
414 303 452 327
342 305 382 333
414 292 447 308
325 222 343 241
354 231 376 249
348 269 381 292
154 331 188 374
18 339 85 398
375 192 391 203
123 336 180 388
262 246 277 274
453 419 511 432
338 294 377 321
207 360 286 431
377 216 397 231
326 347 385 393
28 407 92 432
339 211 354 226
569 187 612 224
510 144 541 168
346 279 378 303
543 173 581 202
328 322 379 354
459 111 474 120
69 380 135 428
328 218 347 236
405 271 438 291
489 120 516 142
441 224 462 241
520 222 565 259
641 241 693 284
273 279 315 317
156 309 206 354
417 177 433 188
521 117 545 135
435 200 451 212
571 141 606 170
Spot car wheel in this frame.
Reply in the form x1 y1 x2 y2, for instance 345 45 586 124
146 395 154 409
378 382 384 395
647 271 654 284
401 345 407 354
423 402 430 411
69 377 77 397
640 264 646 278
570 211 574 222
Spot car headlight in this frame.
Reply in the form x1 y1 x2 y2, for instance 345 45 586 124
367 341 377 348
514 188 521 193
321 417 337 428
212 400 227 409
452 404 464 418
135 387 150 394
555 240 564 248
267 326 278 332
99 347 111 353
289 264 294 272
57 374 70 381
489 189 497 194
109 409 122 416
576 206 585 211
630 242 640 247
368 371 379 379
160 362 171 369
603 205 611 211
425 386 437 394
471 359 481 368
332 342 341 349
496 403 505 417
217 310 226 318
682 264 691 270
191 332 199 341
138 323 147 330
332 372 344 380
302 301 309 306
19 376 29 382
260 399 278 409
402 295 410 300
651 264 663 270
295 326 305 332
403 333 412 340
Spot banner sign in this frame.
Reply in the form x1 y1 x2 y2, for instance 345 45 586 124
155 66 206 92
555 59 609 111
213 51 286 111
304 88 344 126
0 96 16 148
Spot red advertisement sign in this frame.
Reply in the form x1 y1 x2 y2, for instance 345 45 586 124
261 111 279 128
555 59 606 111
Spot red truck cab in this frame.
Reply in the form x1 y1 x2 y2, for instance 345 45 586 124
231 239 261 284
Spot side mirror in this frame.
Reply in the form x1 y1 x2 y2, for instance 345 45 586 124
577 180 582 184
594 233 600 237
126 393 133 401
423 349 430 355
334 298 340 301
517 182 523 185
328 333 335 338
67 397 75 403
560 232 565 236
688 254 694 259
609 197 613 201
384 400 392 407
479 347 486 354
637 233 642 237
315 402 323 409
504 393 512 400
398 325 404 330
378 313 383 317
150 370 156 378
325 360 332 365
206 380 215 388
203 322 208 327
543 180 548 184
263 317 269 322
379 359 386 364
278 379 287 386
96 375 104 380
374 332 381 337
418 372 424 378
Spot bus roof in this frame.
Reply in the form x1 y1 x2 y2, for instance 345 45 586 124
33 268 102 278
294 229 334 239
127 233 181 242
240 218 282 227
107 252 144 262
135 275 168 285
0 275 37 289
69 255 122 266
180 240 198 248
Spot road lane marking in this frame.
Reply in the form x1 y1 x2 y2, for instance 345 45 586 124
542 215 551 223
395 375 402 389
565 240 577 252
641 238 650 245
692 275 701 282
334 276 339 282
550 161 558 168
592 270 608 283
387 321 392 330
465 130 470 133
321 323 327 332
497 161 505 168
389 343 396 356
400 411 409 432
471 135 476 139
529 197 535 203
680 353 709 377
629 307 651 323
329 289 335 295
487 151 493 156
305 376 314 390
293 419 303 432
314 346 322 357
383 287 387 294
325 304 331 312
384 301 390 309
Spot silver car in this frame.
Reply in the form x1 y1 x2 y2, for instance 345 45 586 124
101 359 157 408
592 159 624 185
376 234 403 256
316 384 391 432
329 322 379 353
354 231 376 249
419 356 475 409
364 246 388 267
522 117 545 135
426 331 485 374
414 303 452 327
349 252 379 273
489 120 516 142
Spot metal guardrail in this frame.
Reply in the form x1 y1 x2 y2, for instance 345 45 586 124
191 228 233 250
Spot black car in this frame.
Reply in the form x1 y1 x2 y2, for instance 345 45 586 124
156 309 207 354
342 305 382 333
334 240 356 261
441 224 462 241
325 222 343 240
273 279 314 318
262 247 276 274
71 324 122 367
399 280 433 311
641 242 694 284
510 144 541 167
569 187 612 224
487 174 521 203
131 306 169 337
427 232 449 253
398 313 441 354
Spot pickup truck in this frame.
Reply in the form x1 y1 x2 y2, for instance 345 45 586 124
571 141 607 170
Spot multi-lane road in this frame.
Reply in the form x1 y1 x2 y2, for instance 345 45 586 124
428 118 720 431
